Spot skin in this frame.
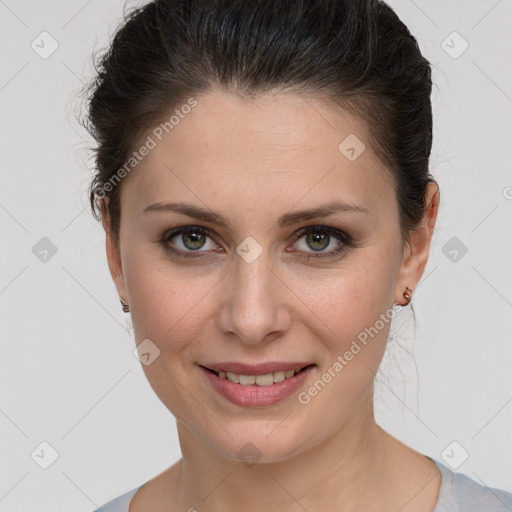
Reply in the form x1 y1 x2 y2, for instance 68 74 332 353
102 90 441 511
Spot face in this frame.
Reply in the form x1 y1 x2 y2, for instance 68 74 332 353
105 90 434 463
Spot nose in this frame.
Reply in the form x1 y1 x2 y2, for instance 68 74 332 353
217 249 292 346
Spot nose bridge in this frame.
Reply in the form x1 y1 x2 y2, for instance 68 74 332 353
217 245 290 345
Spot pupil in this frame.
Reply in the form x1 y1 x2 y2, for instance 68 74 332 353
306 232 329 251
184 232 205 250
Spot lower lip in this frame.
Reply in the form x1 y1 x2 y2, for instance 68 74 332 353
199 365 315 407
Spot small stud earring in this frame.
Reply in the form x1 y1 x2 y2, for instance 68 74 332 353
402 286 413 306
120 298 130 313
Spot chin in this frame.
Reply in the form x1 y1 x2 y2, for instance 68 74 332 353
198 420 318 465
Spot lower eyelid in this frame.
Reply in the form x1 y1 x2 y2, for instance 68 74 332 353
291 243 347 259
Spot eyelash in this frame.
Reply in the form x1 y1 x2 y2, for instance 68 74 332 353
160 225 353 260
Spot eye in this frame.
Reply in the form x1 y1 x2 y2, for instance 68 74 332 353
160 225 353 260
161 226 221 258
289 225 352 259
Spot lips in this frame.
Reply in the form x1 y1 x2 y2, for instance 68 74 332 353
198 362 316 407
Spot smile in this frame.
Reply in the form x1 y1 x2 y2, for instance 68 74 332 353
199 363 316 407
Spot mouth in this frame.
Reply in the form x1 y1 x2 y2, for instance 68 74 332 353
199 362 316 407
200 363 315 387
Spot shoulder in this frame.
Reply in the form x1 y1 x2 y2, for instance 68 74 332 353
431 458 512 512
91 483 146 512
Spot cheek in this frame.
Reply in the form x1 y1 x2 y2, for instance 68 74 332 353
123 256 217 418
123 248 223 365
292 252 396 404
296 254 395 345
127 267 207 341
293 267 393 432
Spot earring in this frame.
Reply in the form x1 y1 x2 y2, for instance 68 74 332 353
120 298 130 313
400 286 413 306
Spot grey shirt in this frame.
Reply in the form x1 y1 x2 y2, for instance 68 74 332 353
93 457 512 511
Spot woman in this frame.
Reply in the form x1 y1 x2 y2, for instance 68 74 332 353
83 0 512 510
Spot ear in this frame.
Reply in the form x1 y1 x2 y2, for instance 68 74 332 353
394 181 440 304
100 199 128 304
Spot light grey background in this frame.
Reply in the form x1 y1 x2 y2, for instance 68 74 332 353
1 0 511 510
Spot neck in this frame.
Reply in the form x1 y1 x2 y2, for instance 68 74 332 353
169 395 396 510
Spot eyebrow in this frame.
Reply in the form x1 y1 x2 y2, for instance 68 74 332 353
143 200 369 229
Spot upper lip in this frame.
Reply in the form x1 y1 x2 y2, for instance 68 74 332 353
200 362 314 375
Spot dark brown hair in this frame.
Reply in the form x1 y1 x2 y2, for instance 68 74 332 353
82 0 437 248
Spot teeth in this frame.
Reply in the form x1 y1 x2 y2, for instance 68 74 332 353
214 368 302 386
239 374 256 385
226 372 240 383
255 373 273 386
273 371 286 383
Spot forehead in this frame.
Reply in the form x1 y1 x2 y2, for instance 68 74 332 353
125 90 394 215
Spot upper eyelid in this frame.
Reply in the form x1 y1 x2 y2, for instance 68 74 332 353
165 226 217 243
